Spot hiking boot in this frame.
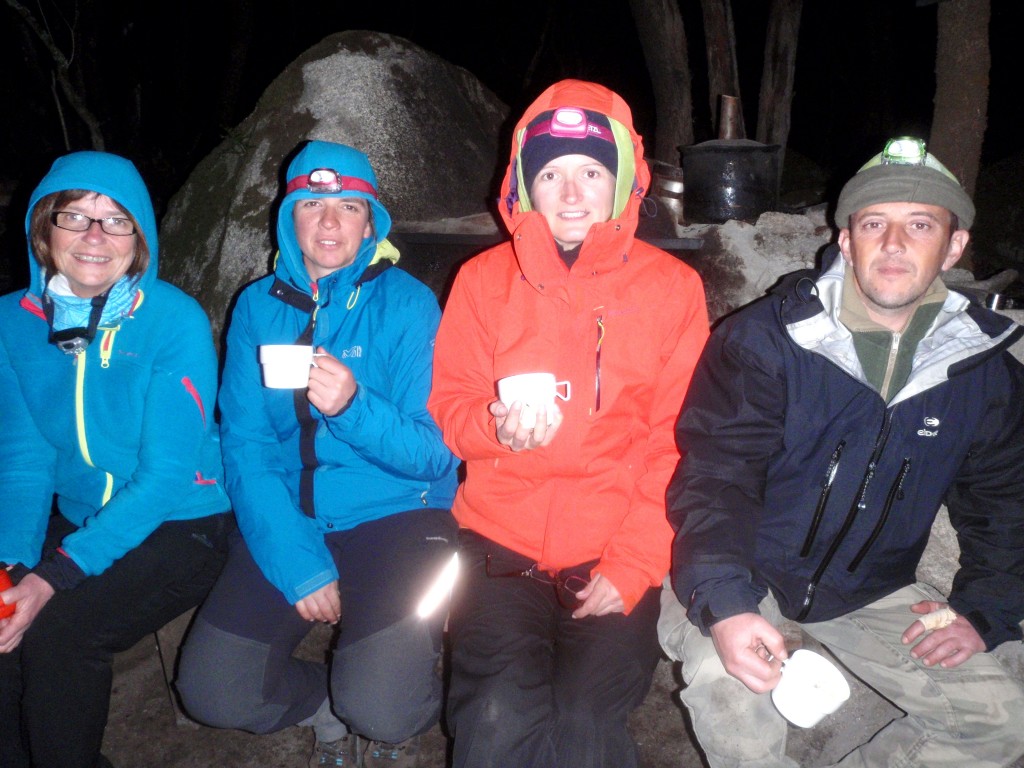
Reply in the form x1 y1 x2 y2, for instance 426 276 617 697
308 734 359 767
362 736 421 767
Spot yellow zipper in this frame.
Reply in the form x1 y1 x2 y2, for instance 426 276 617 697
74 337 115 505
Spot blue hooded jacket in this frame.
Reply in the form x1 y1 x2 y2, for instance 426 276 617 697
218 140 459 604
0 151 231 583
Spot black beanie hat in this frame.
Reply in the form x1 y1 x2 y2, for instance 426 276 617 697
520 108 619 188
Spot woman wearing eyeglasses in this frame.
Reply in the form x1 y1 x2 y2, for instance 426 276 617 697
0 150 234 768
175 140 459 768
428 80 710 768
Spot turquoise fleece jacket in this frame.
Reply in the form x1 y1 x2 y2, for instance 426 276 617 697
0 151 231 581
219 140 459 604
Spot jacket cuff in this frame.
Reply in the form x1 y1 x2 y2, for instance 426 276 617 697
690 584 762 636
31 550 88 591
0 563 31 583
952 603 1024 652
596 561 649 615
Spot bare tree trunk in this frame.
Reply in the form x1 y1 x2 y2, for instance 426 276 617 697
5 0 106 150
701 0 743 137
628 0 694 165
929 0 989 271
755 0 802 168
216 0 257 133
930 0 989 197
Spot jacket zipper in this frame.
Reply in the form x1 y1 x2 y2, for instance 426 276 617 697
796 411 893 621
879 331 901 401
799 440 846 556
846 458 911 571
594 316 604 412
75 349 115 505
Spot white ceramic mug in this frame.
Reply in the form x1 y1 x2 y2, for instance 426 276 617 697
496 372 571 429
770 649 851 728
259 344 318 389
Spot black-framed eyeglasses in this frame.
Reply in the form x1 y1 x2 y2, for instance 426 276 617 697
51 210 136 236
485 554 589 610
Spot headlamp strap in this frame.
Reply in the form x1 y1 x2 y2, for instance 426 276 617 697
43 290 108 355
522 107 615 147
285 170 377 197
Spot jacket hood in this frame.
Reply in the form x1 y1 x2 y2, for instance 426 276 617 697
501 79 649 235
275 140 395 295
24 151 158 295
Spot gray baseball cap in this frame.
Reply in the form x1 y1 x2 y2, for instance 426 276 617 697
835 137 975 230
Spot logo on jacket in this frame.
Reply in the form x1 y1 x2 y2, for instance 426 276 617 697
917 416 940 437
339 346 362 359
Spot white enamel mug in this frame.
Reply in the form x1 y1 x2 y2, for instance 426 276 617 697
496 372 571 429
771 649 851 728
259 344 318 389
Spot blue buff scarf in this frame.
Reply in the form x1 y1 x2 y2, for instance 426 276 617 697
45 272 140 332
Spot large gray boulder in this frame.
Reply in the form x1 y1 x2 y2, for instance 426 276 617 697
159 30 508 344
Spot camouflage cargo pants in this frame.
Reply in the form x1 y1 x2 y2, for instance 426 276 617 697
658 581 1024 767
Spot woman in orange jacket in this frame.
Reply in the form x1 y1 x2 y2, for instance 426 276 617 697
428 79 710 767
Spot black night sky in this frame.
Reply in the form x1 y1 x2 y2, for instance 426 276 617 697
1 1 1020 237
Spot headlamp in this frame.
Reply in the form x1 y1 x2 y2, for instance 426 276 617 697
522 107 615 146
880 137 927 166
51 332 92 355
42 287 108 355
285 168 378 197
859 136 960 182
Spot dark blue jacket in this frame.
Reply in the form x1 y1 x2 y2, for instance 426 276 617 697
669 249 1024 650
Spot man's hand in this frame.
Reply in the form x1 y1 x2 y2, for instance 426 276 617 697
902 600 984 668
295 581 342 625
709 612 787 693
490 400 562 452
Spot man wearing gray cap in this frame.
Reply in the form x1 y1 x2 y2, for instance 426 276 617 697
658 136 1024 767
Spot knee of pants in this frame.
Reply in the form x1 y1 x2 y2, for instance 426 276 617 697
331 617 442 742
554 658 653 722
968 683 1024 752
680 673 788 762
176 617 282 733
20 608 106 663
657 583 689 663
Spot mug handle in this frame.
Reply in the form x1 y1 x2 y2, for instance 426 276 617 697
555 381 571 401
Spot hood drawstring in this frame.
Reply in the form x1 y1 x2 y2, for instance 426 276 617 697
346 284 361 310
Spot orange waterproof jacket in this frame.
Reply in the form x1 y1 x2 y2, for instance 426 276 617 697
428 79 709 612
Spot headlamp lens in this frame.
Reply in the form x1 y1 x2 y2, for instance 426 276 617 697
881 137 927 166
307 168 343 193
549 107 588 138
521 107 616 148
